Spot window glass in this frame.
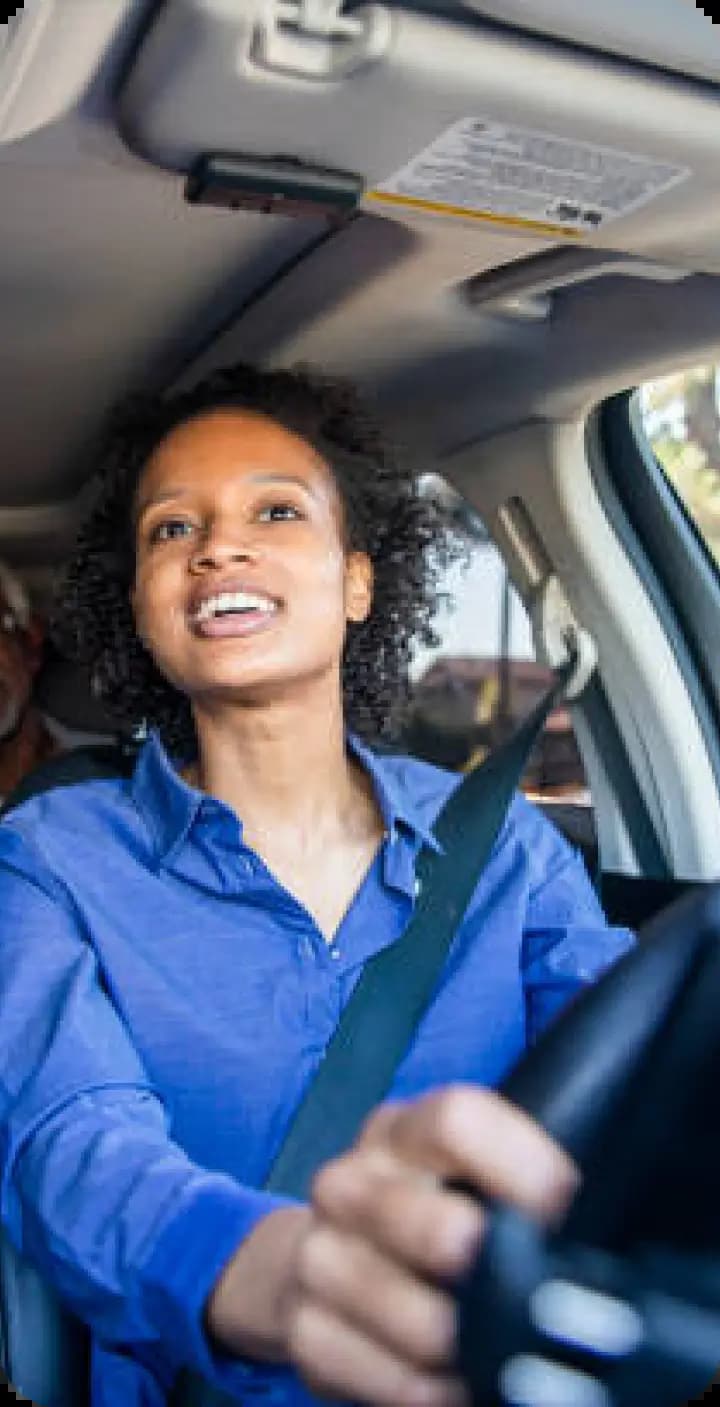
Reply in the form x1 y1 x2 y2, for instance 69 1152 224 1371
636 366 720 571
403 482 589 802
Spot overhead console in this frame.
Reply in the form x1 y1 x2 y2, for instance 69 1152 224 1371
116 0 720 270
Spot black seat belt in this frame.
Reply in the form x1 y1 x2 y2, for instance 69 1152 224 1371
173 656 575 1407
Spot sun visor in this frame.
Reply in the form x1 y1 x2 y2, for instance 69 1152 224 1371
116 0 720 254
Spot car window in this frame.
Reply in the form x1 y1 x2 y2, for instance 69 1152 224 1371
636 366 720 572
404 481 589 803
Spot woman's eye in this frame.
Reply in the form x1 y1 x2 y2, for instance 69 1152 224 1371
257 503 303 523
149 519 195 544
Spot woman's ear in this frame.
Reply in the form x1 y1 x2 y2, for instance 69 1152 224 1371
345 551 373 624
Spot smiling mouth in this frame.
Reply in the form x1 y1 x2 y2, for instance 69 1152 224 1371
189 589 280 639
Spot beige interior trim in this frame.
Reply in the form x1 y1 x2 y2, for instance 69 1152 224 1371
444 418 720 880
465 0 720 85
0 0 143 145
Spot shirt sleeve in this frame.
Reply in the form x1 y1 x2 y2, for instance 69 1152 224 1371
0 826 298 1394
518 804 636 1046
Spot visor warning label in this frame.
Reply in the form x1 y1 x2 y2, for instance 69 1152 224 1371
368 118 689 235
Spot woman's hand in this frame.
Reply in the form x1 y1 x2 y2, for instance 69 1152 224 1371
288 1085 579 1407
207 1085 579 1405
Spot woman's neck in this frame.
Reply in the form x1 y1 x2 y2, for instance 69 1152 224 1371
187 690 379 847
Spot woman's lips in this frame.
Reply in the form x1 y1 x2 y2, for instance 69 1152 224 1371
190 607 279 639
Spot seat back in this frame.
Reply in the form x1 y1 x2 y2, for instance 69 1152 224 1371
0 1233 90 1406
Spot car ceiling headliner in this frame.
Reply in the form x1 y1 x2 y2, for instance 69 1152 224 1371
3 0 720 568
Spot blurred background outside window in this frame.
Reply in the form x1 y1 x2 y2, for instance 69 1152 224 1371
636 364 720 570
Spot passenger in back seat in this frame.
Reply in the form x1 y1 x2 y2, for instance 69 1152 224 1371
0 557 57 801
0 364 634 1407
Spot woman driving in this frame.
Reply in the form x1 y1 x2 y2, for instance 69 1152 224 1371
0 364 633 1407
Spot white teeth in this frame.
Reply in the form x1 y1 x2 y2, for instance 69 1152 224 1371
193 591 277 623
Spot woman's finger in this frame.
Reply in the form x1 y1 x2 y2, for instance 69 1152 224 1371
288 1297 471 1407
312 1154 485 1281
296 1220 459 1369
358 1086 579 1221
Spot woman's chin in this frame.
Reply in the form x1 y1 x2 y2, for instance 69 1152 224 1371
186 665 333 711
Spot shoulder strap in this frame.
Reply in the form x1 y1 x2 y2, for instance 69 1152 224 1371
264 661 574 1199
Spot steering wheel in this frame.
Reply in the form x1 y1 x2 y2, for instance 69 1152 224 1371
456 884 720 1407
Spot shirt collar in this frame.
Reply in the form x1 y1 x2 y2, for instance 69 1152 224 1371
347 734 442 853
130 732 206 864
130 729 442 866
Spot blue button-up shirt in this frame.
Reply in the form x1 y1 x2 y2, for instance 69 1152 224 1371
0 733 633 1407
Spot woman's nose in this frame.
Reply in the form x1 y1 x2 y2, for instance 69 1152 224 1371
188 526 258 573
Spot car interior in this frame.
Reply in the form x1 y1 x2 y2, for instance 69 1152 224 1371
2 1 720 1403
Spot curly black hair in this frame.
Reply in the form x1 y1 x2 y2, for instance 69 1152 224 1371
53 363 458 756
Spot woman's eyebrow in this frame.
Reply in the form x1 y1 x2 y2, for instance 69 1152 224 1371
134 487 190 522
248 472 320 498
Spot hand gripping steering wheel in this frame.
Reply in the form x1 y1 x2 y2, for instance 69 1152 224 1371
455 885 720 1407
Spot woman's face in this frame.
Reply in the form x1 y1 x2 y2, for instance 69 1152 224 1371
131 408 372 712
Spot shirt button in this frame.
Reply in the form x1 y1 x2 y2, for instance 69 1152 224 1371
329 946 341 961
413 877 422 898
